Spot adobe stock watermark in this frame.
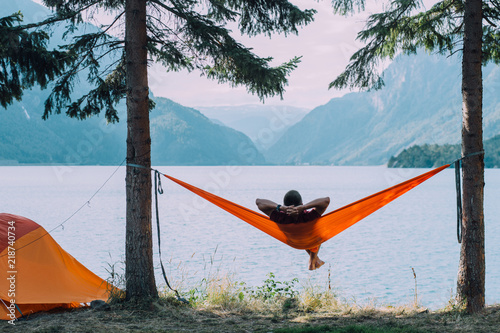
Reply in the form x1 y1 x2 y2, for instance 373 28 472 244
252 106 305 151
383 167 418 188
4 219 17 325
175 105 303 221
176 165 244 222
51 118 118 183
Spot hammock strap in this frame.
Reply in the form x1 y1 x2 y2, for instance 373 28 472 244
154 169 188 304
452 150 484 244
455 160 462 243
127 163 187 302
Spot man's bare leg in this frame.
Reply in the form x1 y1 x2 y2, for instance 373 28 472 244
306 250 315 270
306 247 325 270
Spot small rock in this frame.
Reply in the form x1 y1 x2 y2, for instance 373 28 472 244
90 300 111 311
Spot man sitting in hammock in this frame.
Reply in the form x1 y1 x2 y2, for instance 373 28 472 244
256 191 330 270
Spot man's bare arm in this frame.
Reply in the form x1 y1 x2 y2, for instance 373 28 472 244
256 198 282 217
287 197 330 216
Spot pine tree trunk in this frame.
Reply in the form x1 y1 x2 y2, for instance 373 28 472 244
457 0 485 313
124 0 158 301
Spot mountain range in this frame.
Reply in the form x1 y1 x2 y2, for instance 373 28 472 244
0 88 265 165
263 53 500 165
196 105 309 151
2 1 500 166
1 0 264 166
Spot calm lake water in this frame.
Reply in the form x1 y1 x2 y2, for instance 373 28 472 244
1 165 499 310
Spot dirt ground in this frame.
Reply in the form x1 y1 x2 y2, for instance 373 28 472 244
2 302 499 333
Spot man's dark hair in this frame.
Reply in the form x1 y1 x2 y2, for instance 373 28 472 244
284 190 302 206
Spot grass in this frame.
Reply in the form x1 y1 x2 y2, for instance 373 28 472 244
5 294 499 333
4 259 500 332
4 286 499 332
273 324 427 332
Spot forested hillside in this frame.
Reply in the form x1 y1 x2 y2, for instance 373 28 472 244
388 135 500 168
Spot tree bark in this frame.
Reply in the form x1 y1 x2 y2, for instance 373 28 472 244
457 0 485 313
124 0 158 300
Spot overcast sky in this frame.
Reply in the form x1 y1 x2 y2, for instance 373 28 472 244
28 0 401 109
148 1 373 109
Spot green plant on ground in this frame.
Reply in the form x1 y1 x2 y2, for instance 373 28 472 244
104 261 126 303
161 271 304 313
440 289 467 315
109 260 428 318
246 272 299 300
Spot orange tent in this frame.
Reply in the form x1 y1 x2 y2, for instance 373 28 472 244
0 213 111 321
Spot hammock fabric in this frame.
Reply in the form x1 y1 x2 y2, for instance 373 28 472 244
162 164 449 251
0 213 111 320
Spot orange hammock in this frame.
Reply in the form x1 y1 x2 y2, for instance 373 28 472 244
162 164 449 251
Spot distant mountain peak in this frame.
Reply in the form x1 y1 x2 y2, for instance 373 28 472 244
196 104 309 151
265 51 500 165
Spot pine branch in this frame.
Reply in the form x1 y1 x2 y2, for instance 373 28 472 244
330 0 463 90
0 14 74 108
204 0 239 22
7 1 101 32
482 26 500 64
483 15 497 27
42 8 125 120
483 1 500 27
331 0 367 15
147 0 307 99
231 0 316 37
11 0 316 119
491 0 500 11
148 0 185 18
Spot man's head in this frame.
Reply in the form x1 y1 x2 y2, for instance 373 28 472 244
284 190 302 207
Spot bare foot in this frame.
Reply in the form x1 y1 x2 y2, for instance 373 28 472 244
306 246 325 270
315 257 325 269
308 255 325 270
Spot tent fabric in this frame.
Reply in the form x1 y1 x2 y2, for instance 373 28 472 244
162 164 450 250
0 213 111 320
